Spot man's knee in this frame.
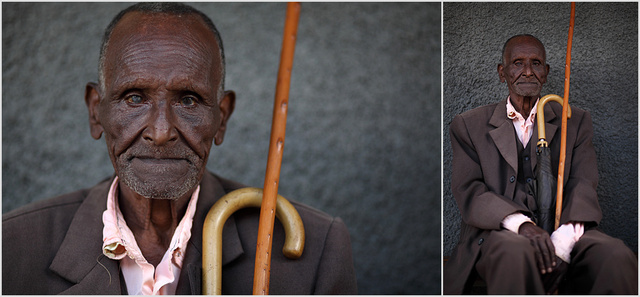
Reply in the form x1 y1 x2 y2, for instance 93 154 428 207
484 231 535 262
577 232 635 263
606 238 636 261
568 231 638 294
596 239 637 272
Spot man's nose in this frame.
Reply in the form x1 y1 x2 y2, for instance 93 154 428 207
142 102 178 145
522 62 533 77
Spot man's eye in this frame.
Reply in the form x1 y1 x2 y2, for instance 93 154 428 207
180 96 196 107
126 95 143 104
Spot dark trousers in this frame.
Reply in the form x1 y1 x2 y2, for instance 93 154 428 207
475 228 637 294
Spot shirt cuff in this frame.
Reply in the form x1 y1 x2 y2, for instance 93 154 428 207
551 222 584 263
501 212 534 234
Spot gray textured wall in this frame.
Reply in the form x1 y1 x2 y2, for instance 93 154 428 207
443 2 638 257
2 2 441 294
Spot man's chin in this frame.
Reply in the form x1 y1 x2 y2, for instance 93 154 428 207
127 178 198 200
514 86 542 98
118 168 202 200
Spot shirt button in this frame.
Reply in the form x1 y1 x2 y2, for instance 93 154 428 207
478 238 484 245
510 176 515 183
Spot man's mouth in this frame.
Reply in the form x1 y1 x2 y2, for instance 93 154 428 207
120 144 199 168
130 156 192 165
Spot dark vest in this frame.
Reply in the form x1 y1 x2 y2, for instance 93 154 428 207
514 134 539 219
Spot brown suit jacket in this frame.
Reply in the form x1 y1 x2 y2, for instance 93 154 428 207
444 99 602 294
2 171 357 294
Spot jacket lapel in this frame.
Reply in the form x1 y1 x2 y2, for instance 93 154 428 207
49 177 123 295
489 100 518 172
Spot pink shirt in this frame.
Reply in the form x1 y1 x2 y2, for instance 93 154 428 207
102 177 200 295
506 96 539 148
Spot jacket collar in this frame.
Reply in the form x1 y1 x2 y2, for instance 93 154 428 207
49 171 244 294
49 176 122 294
488 98 560 171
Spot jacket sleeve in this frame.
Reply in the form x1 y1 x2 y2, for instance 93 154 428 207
450 114 531 230
312 217 358 294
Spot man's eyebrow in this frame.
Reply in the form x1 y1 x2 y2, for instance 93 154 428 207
108 78 155 95
166 79 216 97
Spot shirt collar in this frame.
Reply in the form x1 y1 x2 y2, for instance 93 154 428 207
101 176 200 263
506 96 539 122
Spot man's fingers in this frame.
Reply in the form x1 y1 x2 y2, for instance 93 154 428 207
531 236 554 274
531 239 546 274
546 239 557 268
538 236 555 273
539 240 553 273
519 223 556 274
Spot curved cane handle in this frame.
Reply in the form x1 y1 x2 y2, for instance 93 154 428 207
536 94 572 147
202 187 305 295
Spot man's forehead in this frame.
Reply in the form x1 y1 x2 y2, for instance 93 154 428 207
101 11 223 94
110 11 214 43
505 36 545 56
501 39 546 66
105 11 221 70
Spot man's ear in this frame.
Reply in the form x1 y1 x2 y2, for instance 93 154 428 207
214 90 236 145
85 82 104 140
541 64 550 84
497 64 506 83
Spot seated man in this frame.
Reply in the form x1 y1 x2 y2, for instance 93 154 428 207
2 3 357 295
444 34 637 294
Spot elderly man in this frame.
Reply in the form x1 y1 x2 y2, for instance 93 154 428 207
444 34 637 294
2 3 357 295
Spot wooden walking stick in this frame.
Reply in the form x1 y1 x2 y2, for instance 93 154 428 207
554 2 575 230
202 3 303 295
254 2 301 294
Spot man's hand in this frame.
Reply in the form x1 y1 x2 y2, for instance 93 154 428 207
518 222 556 274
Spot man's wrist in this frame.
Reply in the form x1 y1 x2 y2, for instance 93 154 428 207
502 212 534 234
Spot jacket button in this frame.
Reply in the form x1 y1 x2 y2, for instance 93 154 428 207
478 238 484 245
526 178 532 183
510 176 515 183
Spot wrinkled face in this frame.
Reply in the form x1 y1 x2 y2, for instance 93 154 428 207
89 12 232 200
498 36 549 99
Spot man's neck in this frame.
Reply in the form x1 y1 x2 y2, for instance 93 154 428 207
117 181 192 266
509 94 538 119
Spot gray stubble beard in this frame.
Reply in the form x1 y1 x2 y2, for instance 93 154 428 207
115 145 204 200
